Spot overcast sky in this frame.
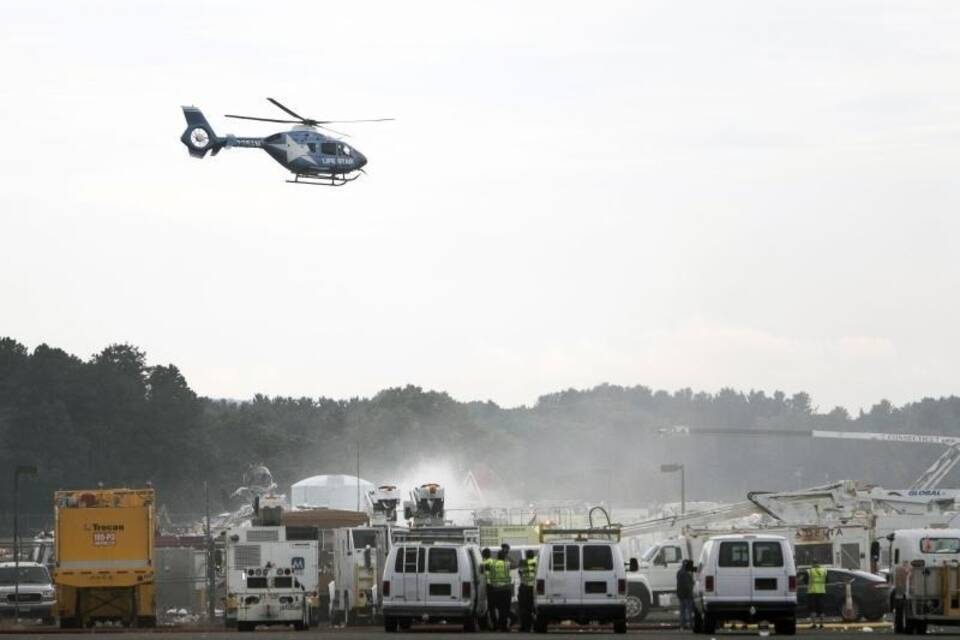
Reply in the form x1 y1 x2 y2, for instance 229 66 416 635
2 1 959 412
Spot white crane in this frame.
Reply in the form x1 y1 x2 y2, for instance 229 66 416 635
659 426 960 491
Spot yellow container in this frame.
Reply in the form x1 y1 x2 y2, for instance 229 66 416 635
53 488 156 627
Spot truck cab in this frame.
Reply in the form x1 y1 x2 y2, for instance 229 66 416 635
625 537 695 621
889 528 960 634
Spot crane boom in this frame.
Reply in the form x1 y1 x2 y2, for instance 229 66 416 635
659 425 960 490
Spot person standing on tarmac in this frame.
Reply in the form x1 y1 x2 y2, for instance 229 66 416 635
807 562 828 628
481 548 498 630
492 548 513 631
676 559 695 630
517 549 538 632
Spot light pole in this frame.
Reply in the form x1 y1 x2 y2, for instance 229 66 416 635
660 463 685 515
13 464 38 622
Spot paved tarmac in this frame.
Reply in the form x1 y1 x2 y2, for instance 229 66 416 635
0 624 933 640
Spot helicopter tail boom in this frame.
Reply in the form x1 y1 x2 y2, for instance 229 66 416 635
179 106 225 158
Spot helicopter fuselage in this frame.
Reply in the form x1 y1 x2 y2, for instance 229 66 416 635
256 127 366 176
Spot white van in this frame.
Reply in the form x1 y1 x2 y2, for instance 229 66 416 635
694 534 797 635
381 542 487 632
534 534 630 633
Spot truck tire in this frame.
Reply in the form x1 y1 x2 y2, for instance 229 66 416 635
59 617 78 629
914 621 927 635
384 615 398 632
238 621 254 632
614 618 627 634
398 617 412 630
534 616 549 633
774 617 796 635
463 616 478 632
703 613 717 634
625 584 650 621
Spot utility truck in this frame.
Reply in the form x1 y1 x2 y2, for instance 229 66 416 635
330 527 387 625
890 528 960 634
224 497 317 631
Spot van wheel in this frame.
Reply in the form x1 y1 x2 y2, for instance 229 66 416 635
703 613 717 634
237 621 254 632
463 616 477 632
384 616 398 632
774 617 796 635
625 585 650 621
914 621 927 635
692 610 703 634
399 617 412 630
614 618 627 634
534 617 549 633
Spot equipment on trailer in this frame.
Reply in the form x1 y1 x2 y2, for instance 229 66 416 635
179 98 392 186
403 484 447 527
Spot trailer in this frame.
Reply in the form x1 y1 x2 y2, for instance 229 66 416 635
330 526 387 624
53 488 156 628
224 523 317 631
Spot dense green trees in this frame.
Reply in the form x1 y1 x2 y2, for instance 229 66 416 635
2 337 959 526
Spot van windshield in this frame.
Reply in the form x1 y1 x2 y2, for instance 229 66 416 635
920 538 960 554
0 566 49 584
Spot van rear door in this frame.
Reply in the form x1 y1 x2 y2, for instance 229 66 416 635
581 544 617 606
544 544 581 606
715 540 751 603
425 546 459 603
398 546 423 602
751 540 789 603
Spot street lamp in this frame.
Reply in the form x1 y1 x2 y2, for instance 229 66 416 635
660 463 685 515
13 464 38 622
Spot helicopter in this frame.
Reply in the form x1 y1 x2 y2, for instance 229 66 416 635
179 98 392 186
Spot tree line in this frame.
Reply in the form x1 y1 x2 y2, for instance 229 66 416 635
2 337 959 526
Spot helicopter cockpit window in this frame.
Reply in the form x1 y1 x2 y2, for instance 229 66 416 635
339 144 351 156
307 143 316 153
320 142 337 155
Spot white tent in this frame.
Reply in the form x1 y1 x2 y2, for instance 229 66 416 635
291 474 374 512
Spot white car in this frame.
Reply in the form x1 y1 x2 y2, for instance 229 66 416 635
0 562 56 624
693 534 797 635
534 536 629 633
381 542 488 632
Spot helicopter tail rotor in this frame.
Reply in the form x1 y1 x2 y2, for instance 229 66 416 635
180 106 224 158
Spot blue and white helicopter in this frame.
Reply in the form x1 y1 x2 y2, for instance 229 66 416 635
180 98 393 186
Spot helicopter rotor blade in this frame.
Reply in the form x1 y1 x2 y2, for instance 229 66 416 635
266 97 309 122
315 118 396 124
225 114 302 124
317 125 352 138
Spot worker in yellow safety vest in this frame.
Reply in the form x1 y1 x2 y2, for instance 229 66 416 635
517 550 538 631
807 563 828 628
491 550 513 631
480 548 498 629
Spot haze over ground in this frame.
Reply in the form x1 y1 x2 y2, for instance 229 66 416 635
2 1 959 412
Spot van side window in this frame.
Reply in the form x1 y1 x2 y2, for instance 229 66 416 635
428 547 458 573
718 541 749 567
753 542 784 567
583 545 613 571
566 545 580 571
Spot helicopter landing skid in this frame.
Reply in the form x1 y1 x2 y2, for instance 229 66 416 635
286 172 361 187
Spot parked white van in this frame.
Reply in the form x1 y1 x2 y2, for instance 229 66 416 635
381 542 487 632
694 534 797 635
534 532 631 633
